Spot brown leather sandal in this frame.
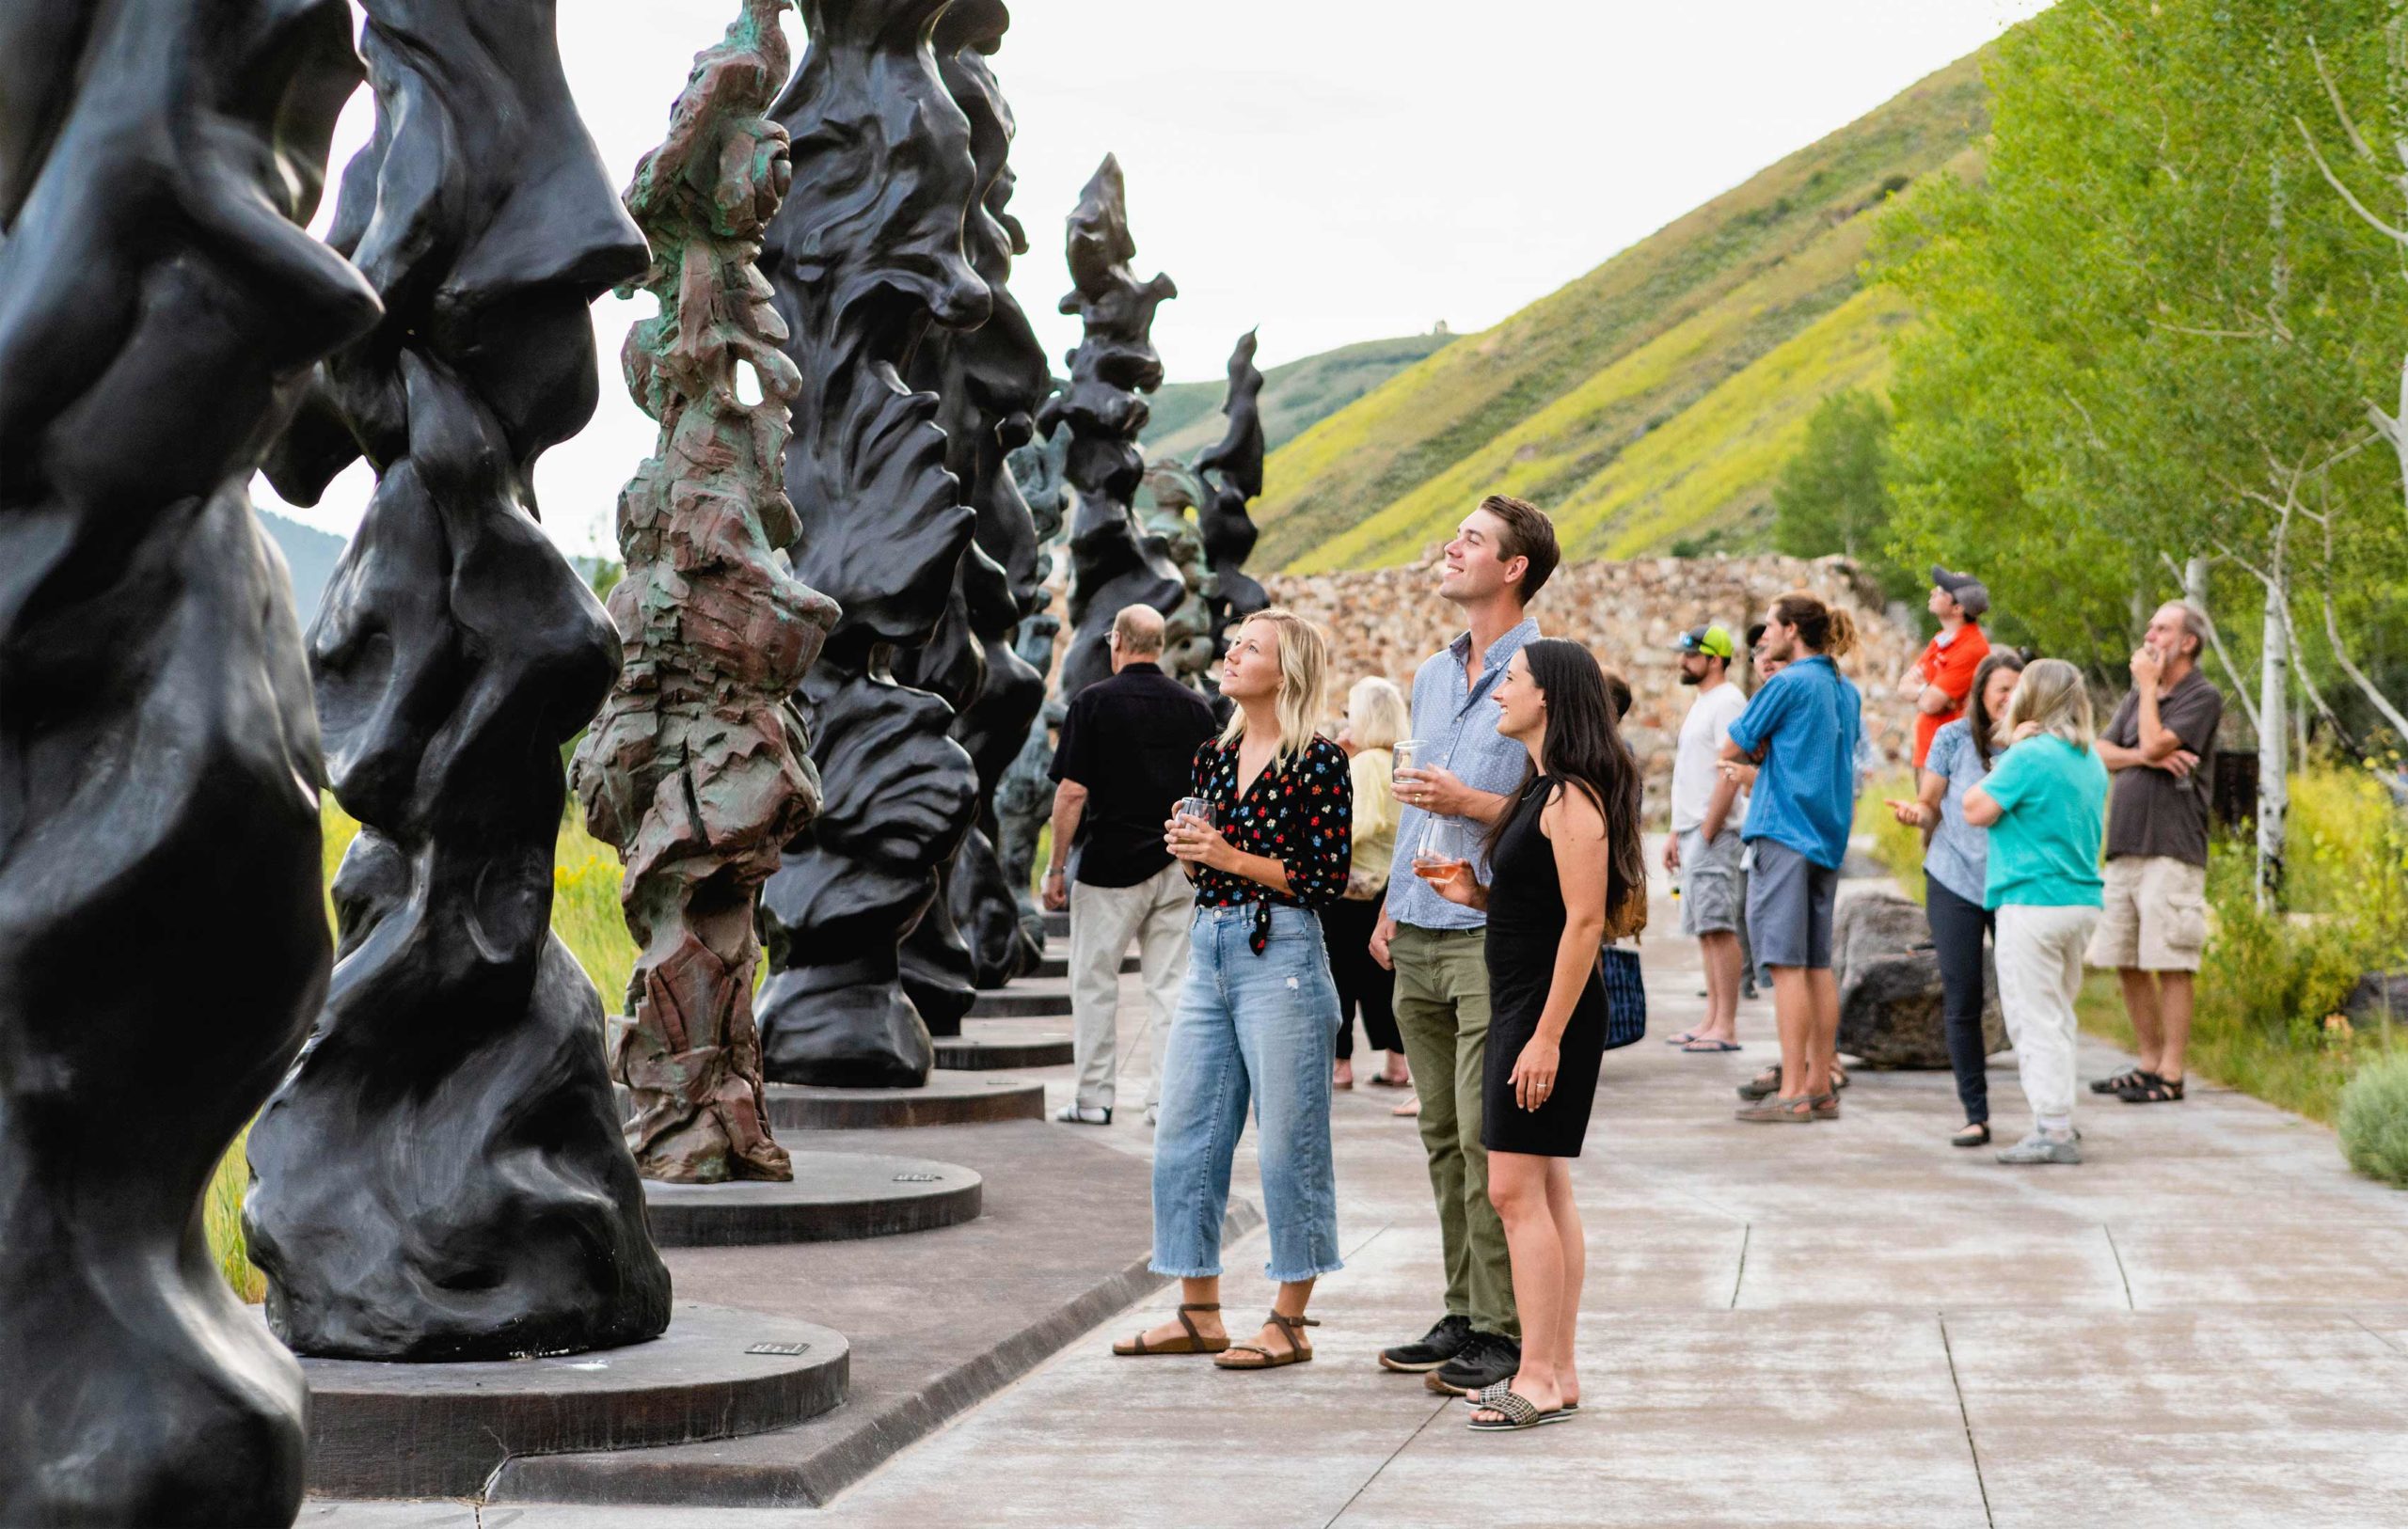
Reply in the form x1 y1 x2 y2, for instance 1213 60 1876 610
1113 1302 1228 1356
1214 1310 1318 1370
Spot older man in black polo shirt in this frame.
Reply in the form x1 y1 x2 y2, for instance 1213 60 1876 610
1044 606 1218 1126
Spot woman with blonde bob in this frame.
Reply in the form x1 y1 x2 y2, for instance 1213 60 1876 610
1114 610 1354 1370
1961 658 2109 1166
1332 676 1411 1093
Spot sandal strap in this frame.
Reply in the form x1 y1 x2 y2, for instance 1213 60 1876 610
1478 1390 1538 1425
1178 1302 1221 1313
1266 1311 1318 1333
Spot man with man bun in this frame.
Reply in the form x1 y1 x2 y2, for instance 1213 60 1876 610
1722 591 1863 1124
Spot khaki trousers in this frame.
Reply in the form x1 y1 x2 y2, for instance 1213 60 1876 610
1067 863 1193 1111
1390 923 1518 1338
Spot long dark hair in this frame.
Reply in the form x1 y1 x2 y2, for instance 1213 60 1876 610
1497 638 1648 938
1967 648 2028 769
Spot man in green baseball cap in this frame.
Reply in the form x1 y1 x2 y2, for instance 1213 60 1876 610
1665 623 1750 1050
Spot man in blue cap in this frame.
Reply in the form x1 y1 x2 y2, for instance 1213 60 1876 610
1663 624 1749 1051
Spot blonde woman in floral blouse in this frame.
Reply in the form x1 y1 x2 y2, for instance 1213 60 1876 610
1111 609 1353 1373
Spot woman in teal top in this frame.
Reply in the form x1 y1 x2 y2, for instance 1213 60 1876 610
1962 659 2109 1167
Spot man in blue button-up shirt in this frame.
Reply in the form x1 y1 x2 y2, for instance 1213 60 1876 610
1368 495 1560 1395
1722 591 1864 1124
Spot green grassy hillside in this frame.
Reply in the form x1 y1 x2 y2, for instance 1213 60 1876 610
1140 332 1455 465
1262 55 1989 571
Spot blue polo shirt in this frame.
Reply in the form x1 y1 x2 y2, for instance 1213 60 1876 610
1725 654 1861 870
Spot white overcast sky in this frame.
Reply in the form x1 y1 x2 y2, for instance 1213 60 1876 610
262 0 2052 557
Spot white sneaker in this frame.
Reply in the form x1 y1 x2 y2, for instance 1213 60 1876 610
1054 1103 1111 1126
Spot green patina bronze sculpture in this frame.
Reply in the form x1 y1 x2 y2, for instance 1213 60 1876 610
574 0 840 1181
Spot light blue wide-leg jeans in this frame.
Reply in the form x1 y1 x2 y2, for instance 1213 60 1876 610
1149 904 1345 1282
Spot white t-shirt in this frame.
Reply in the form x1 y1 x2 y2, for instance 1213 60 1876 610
1671 682 1751 834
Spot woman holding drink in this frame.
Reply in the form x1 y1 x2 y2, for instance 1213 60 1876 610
1421 638 1646 1430
1113 610 1353 1371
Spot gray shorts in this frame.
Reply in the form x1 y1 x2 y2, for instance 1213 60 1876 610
1677 827 1743 937
1746 838 1839 969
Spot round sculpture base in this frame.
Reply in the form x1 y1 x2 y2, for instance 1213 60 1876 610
934 1022 1073 1071
293 1302 848 1500
642 1153 981 1246
763 1074 1045 1130
966 985 1072 1019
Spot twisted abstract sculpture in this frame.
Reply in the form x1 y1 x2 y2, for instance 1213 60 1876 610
757 0 990 1084
246 0 673 1360
1044 155 1184 701
1193 329 1273 663
0 1 374 1520
572 0 836 1183
993 427 1070 951
908 0 1054 992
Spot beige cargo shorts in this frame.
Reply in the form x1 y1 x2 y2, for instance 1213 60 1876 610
2085 854 2209 973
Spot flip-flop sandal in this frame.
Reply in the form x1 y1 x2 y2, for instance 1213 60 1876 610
1951 1123 1991 1148
1665 1030 1703 1046
1466 1389 1576 1431
1214 1310 1318 1370
1681 1039 1743 1053
1368 1074 1411 1088
1461 1382 1579 1411
1113 1302 1228 1356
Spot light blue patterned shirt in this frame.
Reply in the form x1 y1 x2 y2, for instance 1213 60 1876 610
1921 717 1990 906
1384 617 1542 932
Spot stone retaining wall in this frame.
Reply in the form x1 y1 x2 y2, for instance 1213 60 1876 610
1265 554 1921 821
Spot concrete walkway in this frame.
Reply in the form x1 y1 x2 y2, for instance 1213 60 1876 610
318 873 2408 1529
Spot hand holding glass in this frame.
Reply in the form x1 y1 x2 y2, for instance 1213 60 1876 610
1172 796 1216 825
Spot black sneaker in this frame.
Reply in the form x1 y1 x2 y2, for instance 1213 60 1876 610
1427 1330 1521 1395
1376 1314 1473 1373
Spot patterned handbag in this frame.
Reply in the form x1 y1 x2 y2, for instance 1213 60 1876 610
1599 946 1647 1050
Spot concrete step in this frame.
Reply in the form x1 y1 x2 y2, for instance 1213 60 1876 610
1029 952 1139 982
933 1020 1073 1071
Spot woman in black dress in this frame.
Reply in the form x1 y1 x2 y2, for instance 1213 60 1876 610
1424 638 1645 1431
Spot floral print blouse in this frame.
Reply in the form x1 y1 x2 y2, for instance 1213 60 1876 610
1189 733 1354 953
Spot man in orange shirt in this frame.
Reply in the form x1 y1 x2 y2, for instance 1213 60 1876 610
1899 566 1992 767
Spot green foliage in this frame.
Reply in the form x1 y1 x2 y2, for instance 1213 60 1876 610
1874 0 2408 718
1257 55 1990 571
205 1127 264 1303
2338 1050 2408 1187
1774 388 1915 597
1855 769 1929 903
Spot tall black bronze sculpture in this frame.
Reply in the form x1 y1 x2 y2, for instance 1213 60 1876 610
1193 329 1273 662
246 0 673 1361
905 0 1054 994
0 1 375 1521
756 0 991 1084
1044 155 1185 701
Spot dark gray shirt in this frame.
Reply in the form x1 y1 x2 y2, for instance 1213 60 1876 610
2101 670 2224 867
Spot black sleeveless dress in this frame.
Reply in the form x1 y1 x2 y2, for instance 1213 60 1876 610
1481 776 1608 1158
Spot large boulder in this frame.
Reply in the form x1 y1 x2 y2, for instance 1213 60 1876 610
1833 889 2006 1069
2346 970 2408 1025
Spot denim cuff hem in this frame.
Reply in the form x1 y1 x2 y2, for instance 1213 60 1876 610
1149 1262 1222 1279
1262 1259 1346 1283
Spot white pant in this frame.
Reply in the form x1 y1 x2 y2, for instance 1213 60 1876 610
1068 863 1193 1111
1995 904 2101 1131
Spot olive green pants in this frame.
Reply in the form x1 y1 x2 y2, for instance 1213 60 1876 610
1389 923 1518 1339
